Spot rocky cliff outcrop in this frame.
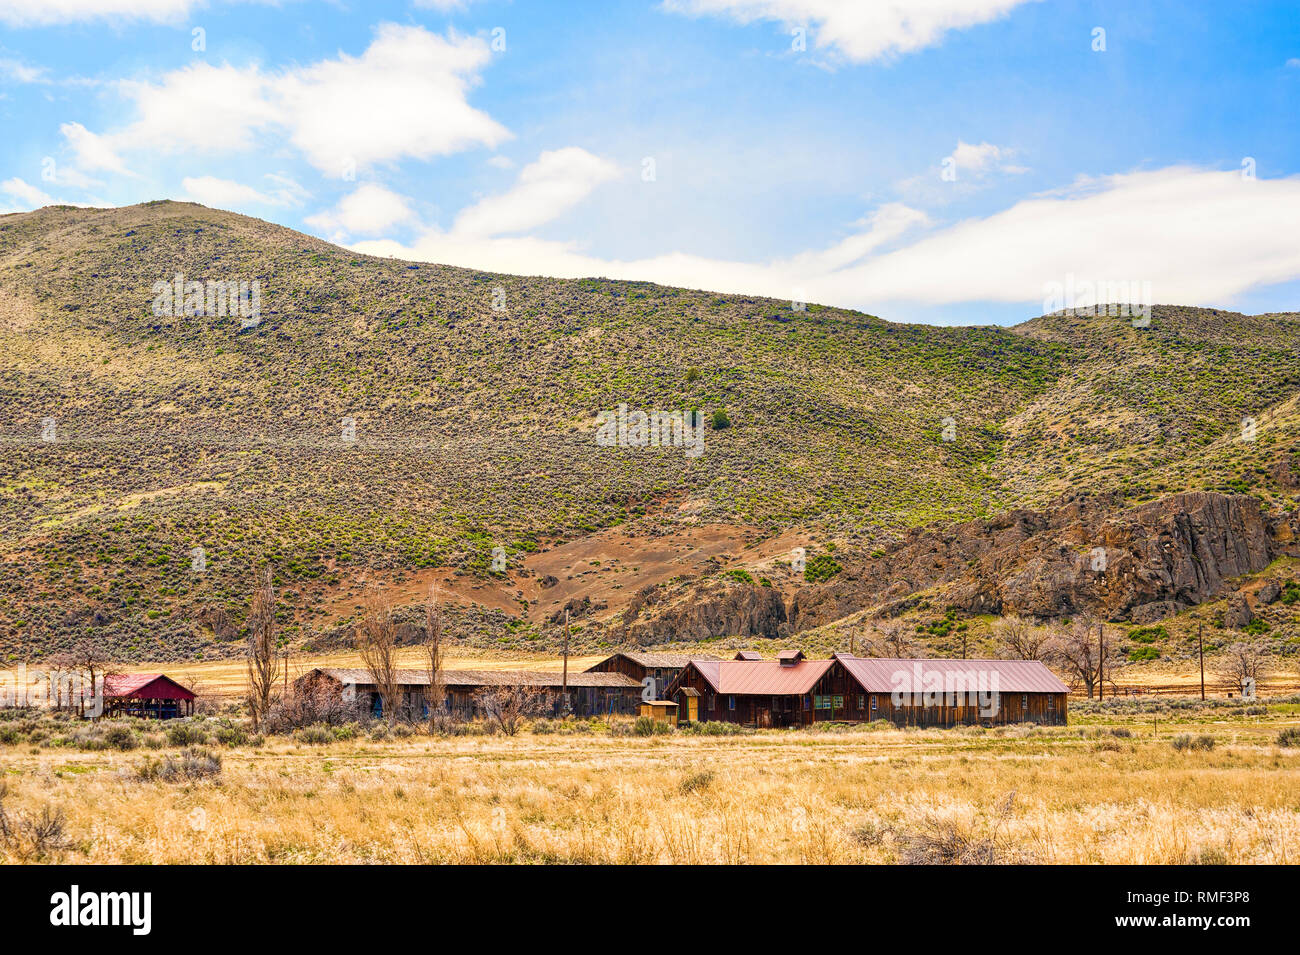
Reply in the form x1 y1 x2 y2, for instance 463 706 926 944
790 492 1298 629
617 578 787 644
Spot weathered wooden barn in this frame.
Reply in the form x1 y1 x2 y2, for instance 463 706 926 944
101 673 196 720
665 651 833 727
295 667 642 719
826 654 1067 726
665 653 1068 727
585 651 720 699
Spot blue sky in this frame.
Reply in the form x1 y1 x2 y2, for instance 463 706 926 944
1 0 1298 324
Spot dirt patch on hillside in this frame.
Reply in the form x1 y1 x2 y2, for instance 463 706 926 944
317 523 812 626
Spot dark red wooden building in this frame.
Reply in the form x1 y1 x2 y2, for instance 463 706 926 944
102 674 196 720
665 653 1068 728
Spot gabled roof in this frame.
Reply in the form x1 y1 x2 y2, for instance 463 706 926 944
685 658 832 695
103 673 196 700
733 651 763 660
836 657 1068 694
586 651 720 670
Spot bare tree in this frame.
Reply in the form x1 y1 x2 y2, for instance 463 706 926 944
245 567 281 732
1048 617 1119 698
1217 642 1270 696
43 654 73 711
866 621 920 658
475 684 544 736
357 587 401 725
423 583 446 732
993 616 1052 661
66 639 118 719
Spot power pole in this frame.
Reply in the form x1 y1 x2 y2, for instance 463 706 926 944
1198 622 1205 701
561 609 570 718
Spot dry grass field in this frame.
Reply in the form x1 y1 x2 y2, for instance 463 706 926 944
2 704 1297 865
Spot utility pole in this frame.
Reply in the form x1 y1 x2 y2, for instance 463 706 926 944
561 609 570 718
1198 622 1205 701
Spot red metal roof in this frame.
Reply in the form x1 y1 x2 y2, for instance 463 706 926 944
687 658 832 695
103 674 196 700
837 657 1068 694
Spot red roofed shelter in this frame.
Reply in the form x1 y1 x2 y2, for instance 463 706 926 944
102 674 196 719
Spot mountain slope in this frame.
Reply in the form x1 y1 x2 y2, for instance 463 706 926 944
0 201 1297 660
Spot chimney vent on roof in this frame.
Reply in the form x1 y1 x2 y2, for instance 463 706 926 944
777 650 805 667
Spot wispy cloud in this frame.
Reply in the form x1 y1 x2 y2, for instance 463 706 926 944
305 182 418 236
662 0 1041 63
350 166 1300 314
72 24 507 176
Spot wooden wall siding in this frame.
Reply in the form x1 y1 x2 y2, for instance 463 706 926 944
672 662 1067 727
585 658 682 699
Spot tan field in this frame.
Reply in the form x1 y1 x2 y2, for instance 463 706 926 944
1 707 1297 864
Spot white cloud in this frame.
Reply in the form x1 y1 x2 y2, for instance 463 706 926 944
0 56 47 82
60 121 133 175
305 183 417 235
276 24 507 171
2 177 54 207
948 140 1025 176
663 0 1040 63
114 63 278 156
0 0 196 26
1 176 97 209
182 175 283 208
453 148 620 237
74 24 507 177
352 166 1300 314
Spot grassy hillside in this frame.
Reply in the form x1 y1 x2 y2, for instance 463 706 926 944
1 201 1297 660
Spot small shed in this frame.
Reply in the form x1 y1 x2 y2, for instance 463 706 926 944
102 674 196 720
638 700 679 726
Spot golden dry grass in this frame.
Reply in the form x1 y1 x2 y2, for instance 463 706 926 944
2 714 1298 864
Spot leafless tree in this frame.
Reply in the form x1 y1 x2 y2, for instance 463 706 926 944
264 679 361 732
1048 616 1119 698
993 616 1052 661
66 639 118 719
1217 642 1270 695
245 567 281 732
866 620 920 658
357 587 401 725
475 684 544 736
423 583 446 732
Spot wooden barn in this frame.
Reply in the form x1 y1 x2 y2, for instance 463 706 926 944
665 651 833 728
665 653 1068 728
585 651 720 699
101 674 196 720
834 655 1068 727
295 667 642 720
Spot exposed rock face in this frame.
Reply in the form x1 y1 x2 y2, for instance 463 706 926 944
619 579 787 644
790 492 1297 629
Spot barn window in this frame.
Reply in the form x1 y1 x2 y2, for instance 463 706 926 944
857 695 865 709
1047 695 1055 710
871 695 878 711
727 695 736 711
1021 694 1028 710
